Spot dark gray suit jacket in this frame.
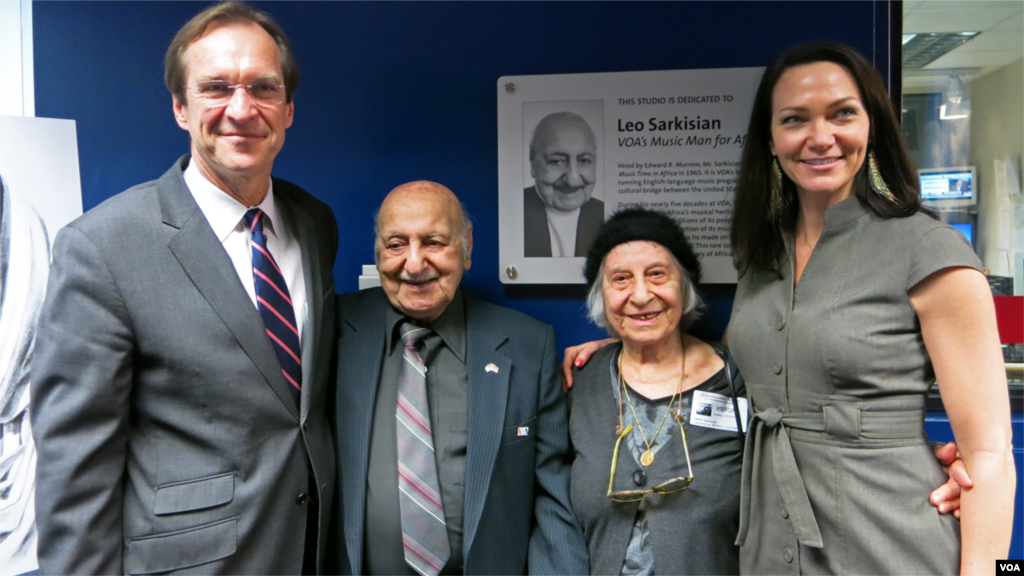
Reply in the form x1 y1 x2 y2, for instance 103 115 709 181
332 288 588 575
31 157 338 575
523 186 604 258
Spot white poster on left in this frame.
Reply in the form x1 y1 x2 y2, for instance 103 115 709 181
497 67 763 284
0 114 83 576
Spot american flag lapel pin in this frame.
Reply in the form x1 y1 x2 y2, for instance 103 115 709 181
517 426 529 437
485 363 499 374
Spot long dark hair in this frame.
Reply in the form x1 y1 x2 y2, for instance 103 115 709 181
731 42 923 277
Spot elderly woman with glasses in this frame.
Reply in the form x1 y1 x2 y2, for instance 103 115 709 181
567 208 746 575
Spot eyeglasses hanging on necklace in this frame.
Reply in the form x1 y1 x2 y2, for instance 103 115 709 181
608 350 694 502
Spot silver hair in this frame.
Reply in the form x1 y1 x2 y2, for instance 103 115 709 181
373 203 473 266
585 253 704 335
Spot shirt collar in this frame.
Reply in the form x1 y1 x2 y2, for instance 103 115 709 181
822 194 871 231
783 194 872 263
183 158 279 241
385 286 466 363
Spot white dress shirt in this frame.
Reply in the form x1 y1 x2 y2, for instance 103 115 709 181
184 160 308 346
544 205 581 258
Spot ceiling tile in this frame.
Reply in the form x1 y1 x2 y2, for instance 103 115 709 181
992 9 1024 30
904 4 1023 33
956 30 1024 52
925 49 1023 69
903 63 1017 93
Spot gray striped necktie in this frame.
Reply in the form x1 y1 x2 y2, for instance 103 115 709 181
396 322 449 576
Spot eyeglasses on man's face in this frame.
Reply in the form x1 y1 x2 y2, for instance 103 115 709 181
607 418 694 503
183 79 286 107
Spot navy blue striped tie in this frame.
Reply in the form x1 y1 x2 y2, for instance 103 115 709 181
244 208 302 408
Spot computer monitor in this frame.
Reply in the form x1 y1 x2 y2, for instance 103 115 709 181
949 222 973 247
919 166 977 208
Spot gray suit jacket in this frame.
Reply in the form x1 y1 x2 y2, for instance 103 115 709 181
31 157 338 575
332 288 588 575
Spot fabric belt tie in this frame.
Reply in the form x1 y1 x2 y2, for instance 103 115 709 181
735 403 924 550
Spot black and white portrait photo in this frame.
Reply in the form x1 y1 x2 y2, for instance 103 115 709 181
523 102 604 258
0 115 82 574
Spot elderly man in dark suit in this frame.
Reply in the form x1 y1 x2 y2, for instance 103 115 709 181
31 3 336 573
334 181 588 575
524 111 605 258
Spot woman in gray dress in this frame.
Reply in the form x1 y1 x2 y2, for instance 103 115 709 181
569 208 746 575
728 42 1014 574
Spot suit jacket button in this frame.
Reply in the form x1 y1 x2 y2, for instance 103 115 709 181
296 493 308 505
784 549 794 563
776 318 786 330
772 362 783 375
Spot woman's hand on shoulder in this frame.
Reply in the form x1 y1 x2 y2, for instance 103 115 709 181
561 338 618 391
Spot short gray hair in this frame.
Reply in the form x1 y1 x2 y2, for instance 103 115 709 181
585 253 704 336
373 203 473 266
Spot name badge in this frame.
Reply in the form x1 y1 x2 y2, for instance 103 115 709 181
690 390 748 433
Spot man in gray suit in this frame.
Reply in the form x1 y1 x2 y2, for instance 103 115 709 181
31 3 336 573
524 112 604 258
334 181 588 575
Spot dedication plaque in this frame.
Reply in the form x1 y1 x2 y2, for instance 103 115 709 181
498 67 763 284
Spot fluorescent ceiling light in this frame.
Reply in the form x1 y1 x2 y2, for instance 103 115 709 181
903 32 979 69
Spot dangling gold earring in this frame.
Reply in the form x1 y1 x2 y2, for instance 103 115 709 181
868 151 897 203
769 157 784 221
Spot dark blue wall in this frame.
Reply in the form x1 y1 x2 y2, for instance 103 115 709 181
33 0 890 353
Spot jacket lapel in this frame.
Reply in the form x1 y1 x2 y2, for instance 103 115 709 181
461 293 511 556
159 157 299 420
337 291 387 574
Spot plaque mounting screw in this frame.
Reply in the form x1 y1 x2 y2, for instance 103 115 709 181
506 266 518 280
505 83 516 94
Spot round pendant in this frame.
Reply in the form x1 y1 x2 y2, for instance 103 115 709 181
640 450 655 467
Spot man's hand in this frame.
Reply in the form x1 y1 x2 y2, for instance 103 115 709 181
930 441 971 518
561 338 617 391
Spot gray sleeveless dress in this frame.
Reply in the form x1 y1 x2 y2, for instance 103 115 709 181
728 196 981 575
